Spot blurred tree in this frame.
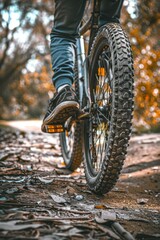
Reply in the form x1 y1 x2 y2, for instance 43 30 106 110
0 0 54 97
122 0 160 131
0 0 54 119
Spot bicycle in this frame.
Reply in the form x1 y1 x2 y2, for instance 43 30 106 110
59 0 134 195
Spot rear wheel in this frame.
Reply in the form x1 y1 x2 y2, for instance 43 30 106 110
83 23 134 194
59 121 83 171
59 58 83 171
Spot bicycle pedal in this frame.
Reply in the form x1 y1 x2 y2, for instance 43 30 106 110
45 124 65 133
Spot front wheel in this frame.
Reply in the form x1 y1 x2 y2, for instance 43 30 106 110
83 23 134 194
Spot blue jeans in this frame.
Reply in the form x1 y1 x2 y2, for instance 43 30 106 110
51 0 124 89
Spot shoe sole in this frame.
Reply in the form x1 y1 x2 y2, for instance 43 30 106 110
41 101 79 133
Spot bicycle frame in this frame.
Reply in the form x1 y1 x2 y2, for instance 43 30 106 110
76 0 101 115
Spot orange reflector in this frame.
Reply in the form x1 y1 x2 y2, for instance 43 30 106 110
45 124 64 133
98 67 105 76
47 125 62 129
48 128 64 133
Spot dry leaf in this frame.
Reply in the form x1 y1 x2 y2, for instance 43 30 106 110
0 220 44 231
50 194 67 204
95 210 116 223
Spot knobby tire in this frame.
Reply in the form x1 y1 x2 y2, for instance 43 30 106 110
83 23 134 194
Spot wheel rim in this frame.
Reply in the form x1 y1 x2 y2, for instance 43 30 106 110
87 46 113 175
60 123 75 164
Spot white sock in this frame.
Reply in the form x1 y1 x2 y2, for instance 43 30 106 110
58 84 70 93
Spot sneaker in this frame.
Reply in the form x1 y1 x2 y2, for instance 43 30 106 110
41 86 79 133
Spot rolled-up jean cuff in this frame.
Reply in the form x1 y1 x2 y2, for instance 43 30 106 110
54 78 72 89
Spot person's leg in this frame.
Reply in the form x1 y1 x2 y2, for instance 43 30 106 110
99 0 124 26
41 0 86 133
50 0 86 90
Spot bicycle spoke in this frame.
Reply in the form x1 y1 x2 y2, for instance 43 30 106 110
88 47 113 173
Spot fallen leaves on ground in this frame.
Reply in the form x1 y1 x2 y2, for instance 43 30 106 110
0 127 159 239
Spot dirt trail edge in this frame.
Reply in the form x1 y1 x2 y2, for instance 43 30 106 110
0 122 160 240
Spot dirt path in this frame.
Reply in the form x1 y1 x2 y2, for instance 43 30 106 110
0 121 160 240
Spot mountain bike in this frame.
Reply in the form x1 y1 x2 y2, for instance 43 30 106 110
59 0 134 195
